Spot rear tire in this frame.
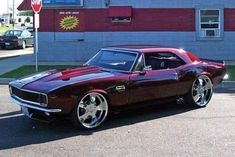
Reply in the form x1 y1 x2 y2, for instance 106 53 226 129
71 92 109 129
185 75 213 107
21 41 26 49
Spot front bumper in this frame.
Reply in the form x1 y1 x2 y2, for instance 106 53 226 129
11 95 61 113
11 95 62 122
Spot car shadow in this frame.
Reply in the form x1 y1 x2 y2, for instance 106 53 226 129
0 103 196 150
0 47 19 51
0 47 32 51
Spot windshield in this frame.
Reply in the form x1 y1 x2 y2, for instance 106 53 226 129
87 50 138 72
4 30 22 37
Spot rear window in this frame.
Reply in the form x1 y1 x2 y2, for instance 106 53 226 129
4 30 22 37
186 52 200 62
144 52 186 70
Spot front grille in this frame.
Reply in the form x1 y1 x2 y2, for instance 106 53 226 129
10 86 48 106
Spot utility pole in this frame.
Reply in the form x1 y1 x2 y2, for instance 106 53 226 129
12 0 15 28
7 0 9 25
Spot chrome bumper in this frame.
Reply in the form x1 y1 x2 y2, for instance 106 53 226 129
11 96 62 113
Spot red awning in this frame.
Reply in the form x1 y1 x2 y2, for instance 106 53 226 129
108 6 132 17
17 0 32 11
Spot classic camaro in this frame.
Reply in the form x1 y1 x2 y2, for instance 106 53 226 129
9 45 226 129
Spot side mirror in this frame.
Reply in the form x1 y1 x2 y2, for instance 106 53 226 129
139 66 152 75
143 66 152 71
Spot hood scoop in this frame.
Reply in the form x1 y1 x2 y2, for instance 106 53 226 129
51 66 102 81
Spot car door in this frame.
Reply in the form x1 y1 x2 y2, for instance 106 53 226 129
129 69 179 104
23 31 33 46
129 52 182 104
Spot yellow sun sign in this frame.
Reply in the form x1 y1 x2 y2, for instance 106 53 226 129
60 16 79 30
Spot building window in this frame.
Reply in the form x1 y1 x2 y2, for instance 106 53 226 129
43 0 83 6
111 17 131 23
199 9 220 37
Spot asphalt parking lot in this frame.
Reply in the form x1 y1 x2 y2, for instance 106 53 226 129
0 85 234 157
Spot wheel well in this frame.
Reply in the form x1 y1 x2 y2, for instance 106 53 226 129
70 90 110 114
89 90 111 106
200 72 213 84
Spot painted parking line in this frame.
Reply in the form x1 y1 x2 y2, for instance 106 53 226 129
0 113 23 120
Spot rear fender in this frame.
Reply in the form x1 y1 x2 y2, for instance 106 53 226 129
199 72 213 83
200 58 225 67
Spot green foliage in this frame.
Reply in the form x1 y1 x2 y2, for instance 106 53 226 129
0 26 13 35
0 65 74 78
18 18 22 23
18 11 33 16
226 65 235 81
25 17 31 23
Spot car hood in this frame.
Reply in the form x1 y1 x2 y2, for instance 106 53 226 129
10 66 115 93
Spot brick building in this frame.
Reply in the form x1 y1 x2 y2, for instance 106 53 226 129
18 0 235 61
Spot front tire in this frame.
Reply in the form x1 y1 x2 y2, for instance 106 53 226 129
71 92 109 129
185 75 213 107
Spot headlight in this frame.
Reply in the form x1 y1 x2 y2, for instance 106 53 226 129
40 93 48 106
223 74 229 80
9 86 12 95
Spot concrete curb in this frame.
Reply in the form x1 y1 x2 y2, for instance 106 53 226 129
219 81 235 88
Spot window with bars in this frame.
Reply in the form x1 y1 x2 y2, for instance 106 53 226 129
199 9 220 37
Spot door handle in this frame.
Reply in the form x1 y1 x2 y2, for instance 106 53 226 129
116 85 126 92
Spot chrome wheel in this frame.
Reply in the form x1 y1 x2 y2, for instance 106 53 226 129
192 75 213 107
77 92 108 129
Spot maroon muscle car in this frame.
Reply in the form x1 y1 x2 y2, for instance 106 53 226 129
9 45 226 129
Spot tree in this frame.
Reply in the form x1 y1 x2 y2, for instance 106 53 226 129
18 11 33 16
25 17 31 23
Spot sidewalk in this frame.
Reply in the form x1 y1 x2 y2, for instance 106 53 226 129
0 54 34 75
0 54 83 75
0 54 84 84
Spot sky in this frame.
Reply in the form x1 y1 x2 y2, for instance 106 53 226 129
0 0 24 15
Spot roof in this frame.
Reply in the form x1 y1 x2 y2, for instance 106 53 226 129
18 0 31 11
102 45 192 63
103 45 178 53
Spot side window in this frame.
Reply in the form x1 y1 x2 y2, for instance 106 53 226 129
134 55 144 71
25 31 31 37
144 52 185 70
21 31 26 37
